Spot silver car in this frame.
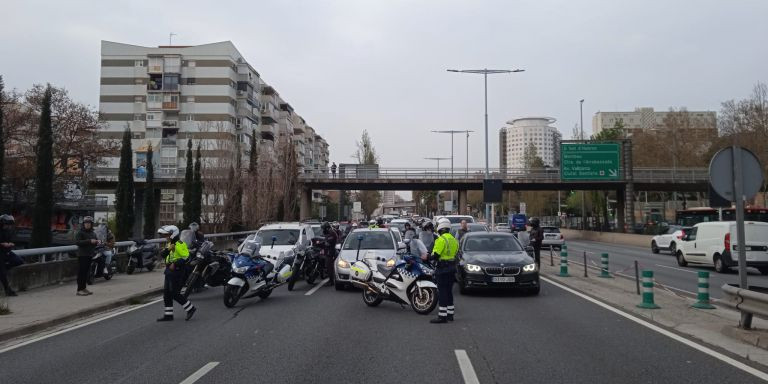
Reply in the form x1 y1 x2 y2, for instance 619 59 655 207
334 228 404 290
239 222 316 264
541 226 564 250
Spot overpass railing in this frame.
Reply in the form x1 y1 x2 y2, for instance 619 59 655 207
299 167 708 182
14 230 257 264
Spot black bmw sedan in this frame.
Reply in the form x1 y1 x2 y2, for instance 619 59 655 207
455 232 540 295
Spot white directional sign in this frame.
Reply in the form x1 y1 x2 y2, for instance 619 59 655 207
353 201 362 213
444 200 453 213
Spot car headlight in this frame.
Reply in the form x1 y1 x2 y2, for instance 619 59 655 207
465 264 482 272
337 259 350 268
233 266 249 274
523 263 537 272
386 258 395 268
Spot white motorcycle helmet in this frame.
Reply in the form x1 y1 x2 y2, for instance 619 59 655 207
437 220 452 232
157 225 180 239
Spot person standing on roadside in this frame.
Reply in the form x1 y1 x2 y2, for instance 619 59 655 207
0 215 21 296
75 216 98 296
157 225 197 321
322 222 338 287
528 217 544 265
456 220 470 241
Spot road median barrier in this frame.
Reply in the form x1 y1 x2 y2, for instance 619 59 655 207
637 270 660 309
599 253 612 278
692 271 716 310
559 245 570 277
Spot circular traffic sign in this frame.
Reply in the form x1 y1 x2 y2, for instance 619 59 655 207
709 147 763 202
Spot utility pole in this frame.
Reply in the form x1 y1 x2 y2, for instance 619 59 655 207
580 99 586 230
447 68 524 221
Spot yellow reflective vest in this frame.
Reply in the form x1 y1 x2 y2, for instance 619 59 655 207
432 233 459 261
165 240 189 264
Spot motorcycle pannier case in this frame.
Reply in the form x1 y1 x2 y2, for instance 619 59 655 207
349 261 372 282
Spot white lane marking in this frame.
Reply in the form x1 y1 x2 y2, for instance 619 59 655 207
0 297 163 354
541 277 768 381
179 362 220 384
654 264 698 274
305 278 330 296
454 349 480 384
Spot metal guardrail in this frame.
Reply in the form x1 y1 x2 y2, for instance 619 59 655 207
721 283 768 326
14 230 258 263
298 167 709 183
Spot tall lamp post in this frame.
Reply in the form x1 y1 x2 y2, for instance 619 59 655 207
425 157 451 214
432 130 474 212
580 99 586 230
447 68 524 220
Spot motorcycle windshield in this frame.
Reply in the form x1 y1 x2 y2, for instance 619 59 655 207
179 230 195 248
199 241 214 255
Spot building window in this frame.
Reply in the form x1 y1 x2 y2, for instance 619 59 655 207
135 60 145 67
133 114 142 121
186 77 196 85
134 96 143 103
186 114 195 121
188 60 196 67
187 96 195 103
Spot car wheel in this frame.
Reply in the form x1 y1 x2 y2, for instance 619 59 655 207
676 251 688 267
458 277 468 295
651 241 660 254
527 286 541 295
758 267 768 275
334 281 345 291
669 242 676 255
714 254 728 274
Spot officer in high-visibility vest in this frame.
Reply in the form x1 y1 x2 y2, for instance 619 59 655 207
368 219 378 229
156 225 197 322
430 218 459 323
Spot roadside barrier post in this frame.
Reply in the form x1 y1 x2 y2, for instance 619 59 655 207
549 246 554 267
559 245 570 277
692 271 716 309
637 270 660 309
634 260 640 295
583 251 588 277
599 253 612 278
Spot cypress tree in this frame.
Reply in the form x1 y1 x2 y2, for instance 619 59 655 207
192 142 202 226
0 75 5 208
248 129 258 174
31 86 54 247
115 128 135 240
142 144 156 239
182 139 194 226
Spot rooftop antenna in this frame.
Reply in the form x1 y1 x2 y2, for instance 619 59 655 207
169 32 177 46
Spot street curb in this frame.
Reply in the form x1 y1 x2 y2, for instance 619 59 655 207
0 287 163 344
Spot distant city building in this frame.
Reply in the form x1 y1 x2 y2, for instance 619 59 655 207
592 107 717 138
96 40 329 225
382 191 396 206
499 117 562 169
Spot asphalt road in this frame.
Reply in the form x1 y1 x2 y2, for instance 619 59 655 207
0 278 766 383
562 240 768 299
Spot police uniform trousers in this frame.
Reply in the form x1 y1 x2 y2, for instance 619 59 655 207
436 261 456 318
163 265 193 317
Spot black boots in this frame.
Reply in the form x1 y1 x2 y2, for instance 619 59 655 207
156 315 173 322
447 314 454 322
185 306 197 321
430 316 448 324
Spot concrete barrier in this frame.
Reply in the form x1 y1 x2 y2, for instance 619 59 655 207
560 229 654 248
6 238 243 292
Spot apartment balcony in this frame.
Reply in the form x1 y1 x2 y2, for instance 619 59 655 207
260 123 276 141
261 106 279 123
147 119 162 128
162 101 179 110
161 138 177 146
147 100 162 110
161 120 178 128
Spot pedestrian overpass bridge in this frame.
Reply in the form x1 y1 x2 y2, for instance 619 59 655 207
298 167 710 227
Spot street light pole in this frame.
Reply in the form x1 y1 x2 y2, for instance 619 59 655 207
447 68 524 221
580 99 586 230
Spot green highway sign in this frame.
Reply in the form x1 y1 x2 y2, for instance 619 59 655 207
560 143 621 180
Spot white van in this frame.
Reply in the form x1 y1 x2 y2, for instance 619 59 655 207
676 221 768 274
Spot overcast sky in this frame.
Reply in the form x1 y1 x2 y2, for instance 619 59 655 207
3 0 767 170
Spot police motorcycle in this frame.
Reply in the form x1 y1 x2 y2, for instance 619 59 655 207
181 240 227 299
126 239 159 274
287 237 324 291
348 236 438 315
87 226 117 284
223 237 294 308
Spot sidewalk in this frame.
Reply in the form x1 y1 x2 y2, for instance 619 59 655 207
0 270 164 343
540 252 768 368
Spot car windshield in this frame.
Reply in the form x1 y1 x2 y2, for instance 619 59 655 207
446 216 473 224
542 227 560 233
464 235 523 252
390 222 406 232
343 232 393 250
666 226 682 234
256 229 299 246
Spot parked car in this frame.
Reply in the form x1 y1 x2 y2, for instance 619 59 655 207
239 223 317 263
676 221 768 274
334 228 404 290
455 232 539 294
494 223 510 232
541 226 564 250
651 225 689 255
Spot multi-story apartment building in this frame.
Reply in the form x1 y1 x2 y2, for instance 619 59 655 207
97 40 329 225
499 117 562 169
592 107 717 139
